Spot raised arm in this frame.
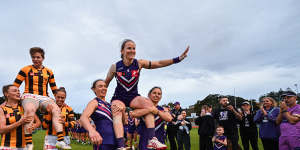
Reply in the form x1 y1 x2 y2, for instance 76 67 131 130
138 46 189 69
277 101 300 124
105 64 116 87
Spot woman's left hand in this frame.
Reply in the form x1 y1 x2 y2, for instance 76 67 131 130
179 46 190 61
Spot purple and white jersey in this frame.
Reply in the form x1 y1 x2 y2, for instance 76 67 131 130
280 104 300 137
214 135 227 150
112 59 140 106
128 116 137 134
154 106 166 142
90 97 115 145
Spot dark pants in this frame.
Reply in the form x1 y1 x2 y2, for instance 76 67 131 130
177 131 190 150
167 127 178 150
240 133 259 150
261 138 279 150
226 133 239 150
199 135 213 150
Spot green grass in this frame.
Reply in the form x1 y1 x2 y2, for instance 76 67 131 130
165 128 264 150
32 130 92 150
29 128 264 150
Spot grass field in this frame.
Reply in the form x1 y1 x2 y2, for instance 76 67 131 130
29 128 264 150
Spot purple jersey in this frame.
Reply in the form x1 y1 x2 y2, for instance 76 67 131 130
214 135 227 150
128 116 137 134
90 97 115 145
112 59 140 107
138 106 166 150
280 104 300 137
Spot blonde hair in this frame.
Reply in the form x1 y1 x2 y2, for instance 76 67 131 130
262 97 278 107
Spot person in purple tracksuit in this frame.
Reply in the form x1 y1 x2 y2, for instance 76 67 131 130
276 91 300 150
254 97 280 150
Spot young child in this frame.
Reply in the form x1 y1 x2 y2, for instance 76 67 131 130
212 126 227 150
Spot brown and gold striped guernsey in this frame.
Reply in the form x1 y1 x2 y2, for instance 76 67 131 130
0 103 25 148
43 104 76 136
13 65 57 96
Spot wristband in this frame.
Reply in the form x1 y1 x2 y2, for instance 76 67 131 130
173 57 181 63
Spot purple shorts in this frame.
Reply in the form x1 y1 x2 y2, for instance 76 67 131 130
111 94 140 107
279 136 300 150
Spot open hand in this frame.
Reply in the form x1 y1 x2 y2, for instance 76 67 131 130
179 46 190 61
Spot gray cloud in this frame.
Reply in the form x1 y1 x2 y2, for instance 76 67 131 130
1 1 299 111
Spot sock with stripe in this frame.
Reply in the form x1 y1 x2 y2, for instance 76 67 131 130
25 134 32 145
57 132 64 141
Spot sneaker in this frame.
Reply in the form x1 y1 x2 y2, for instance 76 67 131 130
147 137 167 150
26 144 34 150
117 147 127 150
56 141 72 150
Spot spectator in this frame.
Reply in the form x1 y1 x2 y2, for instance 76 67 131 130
213 96 242 150
276 91 300 150
176 111 192 150
254 97 280 150
167 101 182 150
239 101 259 150
195 105 215 150
212 126 227 150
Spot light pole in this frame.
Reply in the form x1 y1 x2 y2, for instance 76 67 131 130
234 88 236 108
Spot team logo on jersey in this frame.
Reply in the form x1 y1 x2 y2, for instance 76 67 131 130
5 114 10 118
219 111 228 120
131 70 139 77
30 72 34 76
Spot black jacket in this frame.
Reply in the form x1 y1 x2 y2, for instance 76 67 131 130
167 107 182 129
239 110 258 135
176 118 192 134
195 114 215 136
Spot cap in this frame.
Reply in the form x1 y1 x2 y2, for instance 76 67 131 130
242 101 250 105
174 101 180 105
281 91 297 97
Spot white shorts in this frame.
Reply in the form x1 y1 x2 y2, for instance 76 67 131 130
0 147 25 150
44 135 71 150
21 93 54 111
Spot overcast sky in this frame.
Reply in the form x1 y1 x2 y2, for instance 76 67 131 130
1 1 300 112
